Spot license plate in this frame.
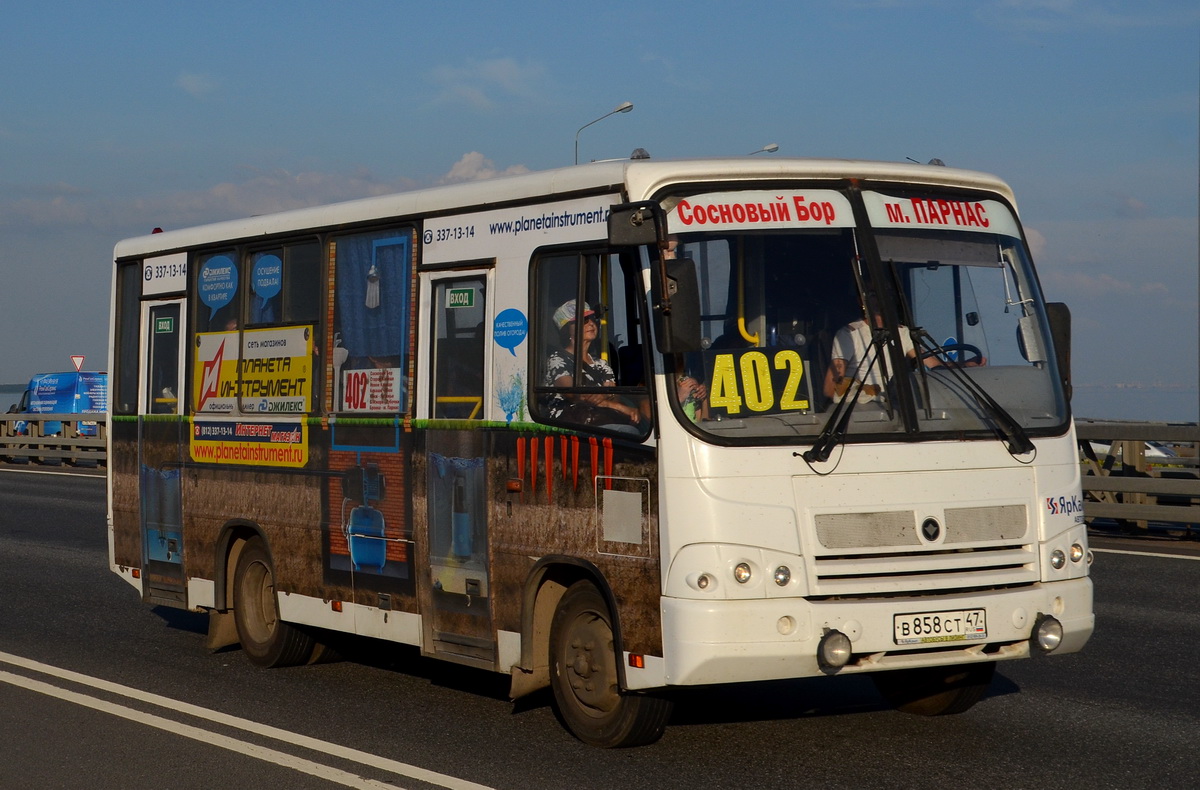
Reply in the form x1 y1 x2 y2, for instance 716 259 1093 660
894 609 987 645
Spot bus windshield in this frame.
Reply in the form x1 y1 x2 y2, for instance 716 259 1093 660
663 188 1067 444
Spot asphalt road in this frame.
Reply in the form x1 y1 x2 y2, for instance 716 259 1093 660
1 466 1197 789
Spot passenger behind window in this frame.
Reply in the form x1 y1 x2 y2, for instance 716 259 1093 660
823 299 986 404
544 300 642 434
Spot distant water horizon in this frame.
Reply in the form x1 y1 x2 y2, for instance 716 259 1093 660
1071 384 1198 424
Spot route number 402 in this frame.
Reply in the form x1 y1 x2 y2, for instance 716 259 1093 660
708 349 810 416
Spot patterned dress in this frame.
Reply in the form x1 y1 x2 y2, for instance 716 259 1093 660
544 350 615 420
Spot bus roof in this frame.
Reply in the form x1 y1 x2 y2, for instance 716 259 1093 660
112 157 1016 261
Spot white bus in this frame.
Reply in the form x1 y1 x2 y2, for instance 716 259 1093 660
109 157 1093 747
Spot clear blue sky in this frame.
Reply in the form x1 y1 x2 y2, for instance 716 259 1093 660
2 0 1196 419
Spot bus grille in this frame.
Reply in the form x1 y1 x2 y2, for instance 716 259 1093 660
810 505 1035 595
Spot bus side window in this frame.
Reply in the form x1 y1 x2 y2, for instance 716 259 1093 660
248 249 283 325
192 250 241 414
113 262 141 415
285 243 322 323
332 230 413 415
248 242 321 326
195 250 241 334
244 242 323 413
531 250 650 438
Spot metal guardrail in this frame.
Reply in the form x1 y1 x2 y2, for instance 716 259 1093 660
0 414 107 466
1076 419 1200 530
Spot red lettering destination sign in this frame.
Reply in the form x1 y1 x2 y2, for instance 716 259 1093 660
667 190 855 232
863 191 1020 237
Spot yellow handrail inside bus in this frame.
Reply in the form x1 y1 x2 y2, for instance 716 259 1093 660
434 396 483 419
599 255 611 362
736 240 760 345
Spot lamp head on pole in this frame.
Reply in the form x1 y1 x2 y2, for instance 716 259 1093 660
575 101 635 164
748 143 779 155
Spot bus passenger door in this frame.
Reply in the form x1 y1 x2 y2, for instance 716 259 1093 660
138 299 187 605
420 269 494 666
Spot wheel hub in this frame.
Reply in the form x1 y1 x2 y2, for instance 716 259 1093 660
565 614 617 714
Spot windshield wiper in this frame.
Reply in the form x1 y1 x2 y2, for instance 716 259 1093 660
802 331 887 464
913 329 1035 456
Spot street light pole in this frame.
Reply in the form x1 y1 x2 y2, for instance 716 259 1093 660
575 101 634 164
748 143 779 155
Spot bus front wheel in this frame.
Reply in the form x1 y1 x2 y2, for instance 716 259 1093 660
232 537 317 668
872 661 996 716
549 581 672 747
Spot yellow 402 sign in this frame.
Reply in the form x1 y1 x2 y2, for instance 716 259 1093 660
708 348 810 416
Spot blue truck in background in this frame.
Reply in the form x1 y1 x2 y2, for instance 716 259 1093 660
8 371 108 436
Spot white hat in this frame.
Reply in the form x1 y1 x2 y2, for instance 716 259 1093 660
552 300 595 329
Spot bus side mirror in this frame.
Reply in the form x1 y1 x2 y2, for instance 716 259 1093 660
652 256 702 354
1045 301 1072 401
608 201 662 247
608 201 701 353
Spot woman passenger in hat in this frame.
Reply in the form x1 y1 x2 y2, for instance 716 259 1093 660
544 299 642 431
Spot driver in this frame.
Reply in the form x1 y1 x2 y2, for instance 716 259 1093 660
823 308 986 401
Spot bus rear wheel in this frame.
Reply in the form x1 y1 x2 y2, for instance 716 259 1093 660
232 537 317 668
872 661 996 716
549 581 672 747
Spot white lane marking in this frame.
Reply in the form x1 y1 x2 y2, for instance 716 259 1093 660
1092 547 1200 561
0 466 104 478
0 651 494 790
0 671 399 789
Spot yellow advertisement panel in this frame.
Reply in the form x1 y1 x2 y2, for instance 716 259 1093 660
190 326 313 467
190 418 308 467
194 326 313 414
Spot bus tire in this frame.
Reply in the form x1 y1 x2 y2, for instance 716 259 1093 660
872 661 995 716
232 537 316 668
549 580 672 747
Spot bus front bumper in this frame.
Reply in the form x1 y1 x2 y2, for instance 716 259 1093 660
656 577 1093 687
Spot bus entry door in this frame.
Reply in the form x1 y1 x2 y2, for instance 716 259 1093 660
421 270 494 666
138 299 187 606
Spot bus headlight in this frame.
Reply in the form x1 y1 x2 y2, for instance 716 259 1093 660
773 566 791 586
733 562 752 584
1070 543 1085 563
1050 549 1065 570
